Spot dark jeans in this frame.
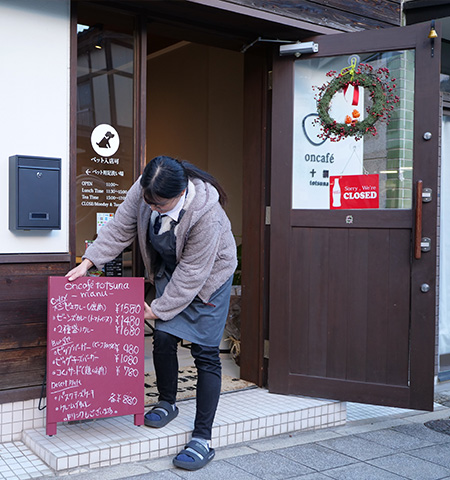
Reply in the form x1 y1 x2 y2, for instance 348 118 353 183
153 329 222 440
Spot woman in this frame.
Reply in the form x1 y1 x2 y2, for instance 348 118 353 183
66 155 237 471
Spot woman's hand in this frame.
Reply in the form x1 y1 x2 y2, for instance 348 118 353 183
144 302 158 320
65 259 94 282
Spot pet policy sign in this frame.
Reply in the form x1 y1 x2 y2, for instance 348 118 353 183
292 56 364 209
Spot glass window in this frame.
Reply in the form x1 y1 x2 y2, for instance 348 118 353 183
76 23 135 268
292 50 415 210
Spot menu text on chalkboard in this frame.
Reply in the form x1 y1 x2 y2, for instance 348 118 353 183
46 276 145 435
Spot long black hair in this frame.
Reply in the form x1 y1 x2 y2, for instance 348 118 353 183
140 156 227 206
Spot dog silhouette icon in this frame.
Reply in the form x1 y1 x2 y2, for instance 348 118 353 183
96 131 115 149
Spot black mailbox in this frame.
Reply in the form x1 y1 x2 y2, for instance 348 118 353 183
9 155 61 230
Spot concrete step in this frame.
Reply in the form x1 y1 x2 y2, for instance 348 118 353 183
22 388 346 472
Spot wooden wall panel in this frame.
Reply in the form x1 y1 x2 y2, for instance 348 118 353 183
326 229 349 380
0 348 47 389
0 261 69 401
0 323 47 350
386 230 411 386
289 227 410 387
346 229 369 382
290 228 311 375
365 229 391 385
0 299 47 325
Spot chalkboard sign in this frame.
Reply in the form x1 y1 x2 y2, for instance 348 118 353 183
46 276 145 435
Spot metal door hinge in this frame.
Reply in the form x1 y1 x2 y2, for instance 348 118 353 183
265 206 271 225
268 71 273 90
264 339 269 359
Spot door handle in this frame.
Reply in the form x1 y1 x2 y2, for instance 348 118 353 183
415 180 423 260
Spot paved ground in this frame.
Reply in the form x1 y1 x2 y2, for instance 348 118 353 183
32 386 450 480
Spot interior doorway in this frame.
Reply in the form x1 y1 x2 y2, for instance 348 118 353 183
76 1 252 382
145 28 245 377
146 30 244 243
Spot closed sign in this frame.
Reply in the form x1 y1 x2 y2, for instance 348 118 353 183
330 174 379 210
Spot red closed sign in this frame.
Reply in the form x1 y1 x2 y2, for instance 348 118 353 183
330 174 379 210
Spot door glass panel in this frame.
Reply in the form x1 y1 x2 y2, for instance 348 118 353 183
76 21 135 276
292 50 415 210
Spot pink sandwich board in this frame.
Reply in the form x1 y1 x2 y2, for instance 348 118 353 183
46 276 145 435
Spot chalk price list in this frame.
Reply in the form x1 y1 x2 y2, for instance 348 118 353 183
47 278 144 427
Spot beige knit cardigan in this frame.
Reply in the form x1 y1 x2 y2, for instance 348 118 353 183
84 177 237 320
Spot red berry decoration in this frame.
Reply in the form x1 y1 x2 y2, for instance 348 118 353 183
313 64 399 142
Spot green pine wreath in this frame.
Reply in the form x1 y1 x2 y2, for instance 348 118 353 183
314 64 399 142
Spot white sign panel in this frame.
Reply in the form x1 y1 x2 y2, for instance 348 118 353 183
91 124 120 157
292 59 364 209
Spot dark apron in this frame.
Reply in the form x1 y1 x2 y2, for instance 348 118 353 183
149 212 232 347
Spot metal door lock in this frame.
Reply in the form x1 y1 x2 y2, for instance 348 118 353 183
421 237 431 252
421 283 430 293
422 188 432 202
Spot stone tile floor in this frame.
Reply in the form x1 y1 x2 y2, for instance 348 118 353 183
3 346 450 480
1 396 444 480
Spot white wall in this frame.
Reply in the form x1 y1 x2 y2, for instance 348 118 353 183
0 0 70 254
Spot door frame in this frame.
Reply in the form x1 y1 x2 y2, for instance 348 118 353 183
240 49 271 386
71 2 273 386
268 22 441 410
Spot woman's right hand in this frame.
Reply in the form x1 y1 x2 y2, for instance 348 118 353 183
65 258 94 282
144 302 158 320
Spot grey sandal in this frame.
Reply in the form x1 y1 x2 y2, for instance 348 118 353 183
173 439 215 470
144 400 178 428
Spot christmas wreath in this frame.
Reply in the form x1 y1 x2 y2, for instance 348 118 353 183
313 62 399 142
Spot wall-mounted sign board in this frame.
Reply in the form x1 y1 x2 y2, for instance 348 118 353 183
46 276 145 435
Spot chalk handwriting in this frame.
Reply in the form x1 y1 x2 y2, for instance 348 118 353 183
47 277 144 432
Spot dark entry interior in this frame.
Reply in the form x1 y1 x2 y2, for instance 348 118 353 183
145 26 245 376
145 27 244 245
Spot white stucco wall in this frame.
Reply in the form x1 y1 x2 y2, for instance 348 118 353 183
0 0 70 254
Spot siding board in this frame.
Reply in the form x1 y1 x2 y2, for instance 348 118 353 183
1 348 46 390
0 324 47 350
223 0 401 31
0 299 47 325
308 0 401 24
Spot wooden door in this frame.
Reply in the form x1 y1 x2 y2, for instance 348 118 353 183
268 22 441 411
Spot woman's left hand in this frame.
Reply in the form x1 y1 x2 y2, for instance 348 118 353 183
144 302 158 320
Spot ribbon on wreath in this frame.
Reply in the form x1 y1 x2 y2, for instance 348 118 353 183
343 84 360 106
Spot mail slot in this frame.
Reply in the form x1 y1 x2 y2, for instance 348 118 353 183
9 155 61 230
